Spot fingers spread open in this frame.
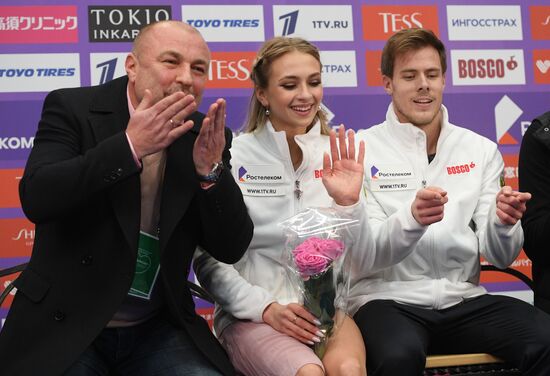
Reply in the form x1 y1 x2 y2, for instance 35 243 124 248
338 125 348 160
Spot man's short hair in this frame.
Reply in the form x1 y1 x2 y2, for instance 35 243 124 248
381 28 446 78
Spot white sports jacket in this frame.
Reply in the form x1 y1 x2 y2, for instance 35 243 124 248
347 104 524 315
193 121 368 335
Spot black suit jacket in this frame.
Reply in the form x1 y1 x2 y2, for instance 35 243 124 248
0 76 253 375
520 111 550 314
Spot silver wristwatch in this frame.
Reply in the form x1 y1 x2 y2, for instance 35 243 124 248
198 161 224 183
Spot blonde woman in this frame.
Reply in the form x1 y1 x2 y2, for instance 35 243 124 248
194 37 368 376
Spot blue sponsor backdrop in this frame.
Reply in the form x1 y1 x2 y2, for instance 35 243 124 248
1 0 549 322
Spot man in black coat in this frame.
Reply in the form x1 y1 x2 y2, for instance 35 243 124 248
0 20 253 376
519 111 550 314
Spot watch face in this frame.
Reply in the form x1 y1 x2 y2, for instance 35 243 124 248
199 161 224 182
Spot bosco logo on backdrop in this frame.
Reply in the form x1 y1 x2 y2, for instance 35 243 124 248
0 5 78 44
90 53 128 85
0 53 80 93
273 5 353 41
451 50 525 86
447 5 522 41
183 5 264 42
319 51 357 88
529 6 550 40
361 5 438 40
88 6 171 42
533 50 550 84
207 52 256 89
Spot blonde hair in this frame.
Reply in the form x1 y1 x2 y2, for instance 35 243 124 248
245 37 330 134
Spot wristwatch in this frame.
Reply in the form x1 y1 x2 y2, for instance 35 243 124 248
197 161 224 183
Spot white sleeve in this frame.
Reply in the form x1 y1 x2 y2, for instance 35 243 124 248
334 184 427 281
357 181 428 275
474 146 523 268
192 248 276 323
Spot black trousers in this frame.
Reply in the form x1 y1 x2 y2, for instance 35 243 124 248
354 294 550 376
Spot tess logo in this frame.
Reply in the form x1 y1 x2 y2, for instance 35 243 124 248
446 162 476 175
206 51 255 89
361 5 438 40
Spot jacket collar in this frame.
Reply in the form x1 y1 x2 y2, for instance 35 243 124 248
385 103 454 152
254 119 323 159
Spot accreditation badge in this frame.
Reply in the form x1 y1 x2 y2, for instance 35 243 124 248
128 231 161 300
369 164 417 192
237 164 286 196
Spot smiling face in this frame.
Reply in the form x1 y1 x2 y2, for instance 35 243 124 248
383 46 445 130
125 22 210 108
256 50 323 135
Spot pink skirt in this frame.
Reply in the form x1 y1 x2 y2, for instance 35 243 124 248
219 320 324 376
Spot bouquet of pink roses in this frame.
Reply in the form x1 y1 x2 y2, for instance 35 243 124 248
280 207 357 359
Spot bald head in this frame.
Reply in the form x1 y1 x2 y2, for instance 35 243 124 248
132 21 205 56
125 20 211 109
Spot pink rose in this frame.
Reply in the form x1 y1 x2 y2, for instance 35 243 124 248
292 237 345 278
315 239 344 260
294 251 330 277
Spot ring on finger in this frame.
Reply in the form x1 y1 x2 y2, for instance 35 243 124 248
292 316 298 324
169 118 176 128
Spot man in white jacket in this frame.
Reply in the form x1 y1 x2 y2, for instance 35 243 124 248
350 28 550 375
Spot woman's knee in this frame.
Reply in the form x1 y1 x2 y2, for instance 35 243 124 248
296 363 325 376
327 357 365 376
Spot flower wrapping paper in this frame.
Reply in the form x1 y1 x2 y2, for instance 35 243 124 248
280 207 357 359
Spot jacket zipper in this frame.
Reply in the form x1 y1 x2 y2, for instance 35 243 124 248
294 180 302 200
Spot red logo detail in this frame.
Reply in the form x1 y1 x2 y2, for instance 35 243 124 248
529 6 550 40
0 169 23 208
206 52 255 89
499 132 518 145
533 49 550 84
502 154 519 190
506 56 518 70
314 169 323 179
457 58 508 79
446 163 475 175
0 218 35 257
362 5 439 40
365 50 383 86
